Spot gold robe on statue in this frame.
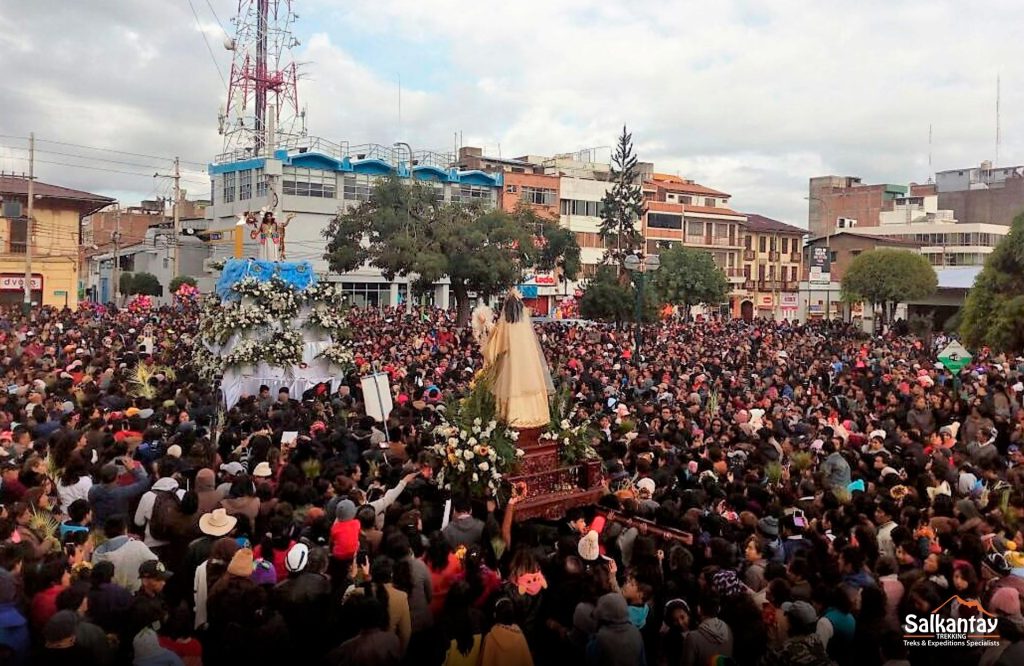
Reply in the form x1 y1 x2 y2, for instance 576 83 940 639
483 300 554 429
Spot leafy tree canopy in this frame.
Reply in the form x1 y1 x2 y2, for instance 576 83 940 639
323 176 581 324
649 246 729 310
841 249 936 323
960 212 1024 353
169 275 197 292
578 265 657 323
126 272 162 296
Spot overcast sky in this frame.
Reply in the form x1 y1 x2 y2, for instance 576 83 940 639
2 0 1022 225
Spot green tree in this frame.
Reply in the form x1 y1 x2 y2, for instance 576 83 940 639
119 272 134 297
649 246 729 317
128 272 162 296
960 212 1024 353
169 275 197 292
841 249 937 328
578 266 658 323
579 266 633 323
323 176 580 324
598 126 646 270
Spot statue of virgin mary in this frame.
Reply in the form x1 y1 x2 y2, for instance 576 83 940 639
475 289 554 429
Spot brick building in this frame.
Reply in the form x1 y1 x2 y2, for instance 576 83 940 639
808 176 908 236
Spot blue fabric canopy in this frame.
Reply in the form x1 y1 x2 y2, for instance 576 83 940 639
215 259 317 300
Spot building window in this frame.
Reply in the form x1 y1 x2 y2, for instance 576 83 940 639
686 220 703 237
238 170 252 200
744 235 752 249
705 198 716 207
222 172 236 203
790 266 797 281
647 213 682 229
283 167 337 198
769 236 777 251
782 238 789 254
340 281 390 309
255 167 267 198
830 251 838 263
680 195 693 204
715 223 729 238
8 218 27 254
521 186 556 206
343 175 373 202
743 265 751 278
758 236 767 253
758 264 765 280
453 185 493 205
559 199 601 217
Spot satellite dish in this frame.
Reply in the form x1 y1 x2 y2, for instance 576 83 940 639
223 35 236 51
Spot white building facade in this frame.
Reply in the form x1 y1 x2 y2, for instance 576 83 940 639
205 140 503 308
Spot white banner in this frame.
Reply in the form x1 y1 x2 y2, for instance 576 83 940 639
361 373 393 423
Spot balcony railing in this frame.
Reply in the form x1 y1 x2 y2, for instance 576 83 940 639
742 249 756 261
743 280 756 290
790 252 802 262
783 281 800 290
8 243 26 254
768 251 780 262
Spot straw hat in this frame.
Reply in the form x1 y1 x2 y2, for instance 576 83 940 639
199 508 237 537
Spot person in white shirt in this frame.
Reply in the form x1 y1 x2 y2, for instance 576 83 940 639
134 459 185 549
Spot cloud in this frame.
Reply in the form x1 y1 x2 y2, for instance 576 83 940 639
2 0 1023 226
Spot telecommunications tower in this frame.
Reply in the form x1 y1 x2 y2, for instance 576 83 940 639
218 0 305 157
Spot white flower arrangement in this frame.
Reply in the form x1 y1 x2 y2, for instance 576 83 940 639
203 304 273 345
304 281 344 304
223 338 264 367
430 420 516 497
306 305 349 335
231 276 302 318
317 342 354 370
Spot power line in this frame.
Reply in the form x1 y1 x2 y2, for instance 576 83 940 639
0 134 207 168
204 0 227 32
186 0 229 91
1 144 175 171
0 154 209 185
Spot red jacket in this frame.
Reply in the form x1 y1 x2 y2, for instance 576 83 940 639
330 519 360 561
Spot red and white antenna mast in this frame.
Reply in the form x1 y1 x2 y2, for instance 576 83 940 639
219 0 304 157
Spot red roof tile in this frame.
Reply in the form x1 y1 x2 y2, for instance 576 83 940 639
0 175 115 205
744 213 807 235
684 204 744 217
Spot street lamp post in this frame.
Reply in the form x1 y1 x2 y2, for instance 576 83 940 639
624 253 660 360
393 142 414 314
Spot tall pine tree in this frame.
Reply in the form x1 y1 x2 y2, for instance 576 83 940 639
599 126 646 271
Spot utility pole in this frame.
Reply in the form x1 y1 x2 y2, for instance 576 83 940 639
112 205 121 304
23 133 34 314
173 157 181 277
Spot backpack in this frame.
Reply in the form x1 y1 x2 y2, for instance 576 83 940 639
149 488 181 541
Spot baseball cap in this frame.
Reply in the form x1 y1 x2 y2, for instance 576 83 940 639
782 600 817 627
220 461 245 476
285 543 310 573
138 559 173 581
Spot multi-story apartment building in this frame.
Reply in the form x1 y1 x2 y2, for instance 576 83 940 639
740 214 806 320
641 174 749 317
851 192 1009 267
935 161 1024 226
0 175 113 308
808 176 908 237
205 138 503 308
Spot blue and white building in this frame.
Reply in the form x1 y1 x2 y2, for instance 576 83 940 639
204 138 504 308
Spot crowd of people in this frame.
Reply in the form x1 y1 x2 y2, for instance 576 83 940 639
0 299 1023 666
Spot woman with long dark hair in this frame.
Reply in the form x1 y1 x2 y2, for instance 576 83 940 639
437 581 483 666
